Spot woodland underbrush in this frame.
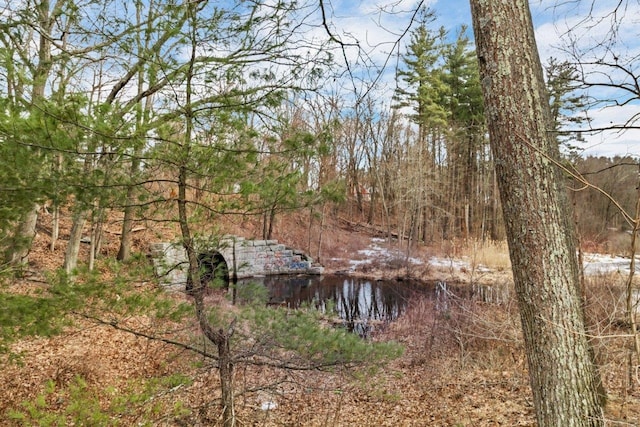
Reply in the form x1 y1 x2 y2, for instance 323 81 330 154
379 273 640 425
584 273 640 421
232 273 637 425
2 263 640 425
458 238 512 272
2 207 640 425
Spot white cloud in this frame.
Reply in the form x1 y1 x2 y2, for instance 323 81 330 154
535 1 640 57
575 105 640 157
531 1 640 158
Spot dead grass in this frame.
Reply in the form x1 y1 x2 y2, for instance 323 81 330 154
459 239 512 272
582 273 640 421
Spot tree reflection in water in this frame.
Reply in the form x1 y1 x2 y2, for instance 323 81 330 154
237 275 433 338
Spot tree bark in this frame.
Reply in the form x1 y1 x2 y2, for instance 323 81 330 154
469 1 605 425
179 5 235 424
64 209 88 274
89 202 104 271
50 153 63 252
117 161 138 262
50 204 60 251
179 161 235 427
5 205 40 268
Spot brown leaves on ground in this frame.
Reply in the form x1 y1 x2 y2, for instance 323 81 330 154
2 278 640 425
1 316 176 415
1 209 639 426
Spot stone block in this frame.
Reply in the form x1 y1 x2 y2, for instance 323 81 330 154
150 242 170 257
274 250 293 258
288 261 311 270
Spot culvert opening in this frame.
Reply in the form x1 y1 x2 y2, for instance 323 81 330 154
187 251 230 292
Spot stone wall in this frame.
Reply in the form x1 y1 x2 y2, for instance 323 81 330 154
150 236 323 289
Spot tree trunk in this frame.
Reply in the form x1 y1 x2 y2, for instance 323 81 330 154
180 6 235 424
64 209 88 274
50 153 63 252
490 170 500 240
179 161 236 427
262 205 276 240
217 331 235 427
5 0 55 269
117 176 138 261
50 204 60 251
89 202 104 271
5 205 40 268
470 1 605 425
317 203 326 262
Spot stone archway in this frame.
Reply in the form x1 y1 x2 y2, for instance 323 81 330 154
198 251 230 288
151 238 322 291
186 251 230 292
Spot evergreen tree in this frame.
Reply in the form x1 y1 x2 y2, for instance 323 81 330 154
394 8 449 138
157 2 334 424
545 57 589 155
441 26 487 238
0 0 59 267
393 8 449 244
0 105 50 267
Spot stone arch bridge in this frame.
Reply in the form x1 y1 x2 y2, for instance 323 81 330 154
151 236 323 290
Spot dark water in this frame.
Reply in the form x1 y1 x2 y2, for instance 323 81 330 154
236 275 436 337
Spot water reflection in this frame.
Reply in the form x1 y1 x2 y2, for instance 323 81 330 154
237 275 432 337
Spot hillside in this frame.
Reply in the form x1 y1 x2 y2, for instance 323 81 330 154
1 207 639 426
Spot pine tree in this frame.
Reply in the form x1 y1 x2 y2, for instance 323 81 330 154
545 57 589 155
393 8 449 244
394 9 449 138
441 26 487 238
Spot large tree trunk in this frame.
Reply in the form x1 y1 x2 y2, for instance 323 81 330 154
5 205 40 268
469 1 605 425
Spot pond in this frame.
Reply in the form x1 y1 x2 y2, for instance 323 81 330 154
236 275 439 337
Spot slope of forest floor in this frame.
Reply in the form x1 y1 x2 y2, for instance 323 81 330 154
1 208 639 426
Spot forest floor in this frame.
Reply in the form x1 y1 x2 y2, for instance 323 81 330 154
1 208 639 426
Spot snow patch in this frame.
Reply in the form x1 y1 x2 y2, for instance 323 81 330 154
260 401 277 411
582 253 639 275
349 239 423 270
342 238 638 277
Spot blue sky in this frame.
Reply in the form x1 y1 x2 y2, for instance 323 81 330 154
324 0 640 158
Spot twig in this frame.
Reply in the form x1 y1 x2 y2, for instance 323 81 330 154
72 310 218 360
